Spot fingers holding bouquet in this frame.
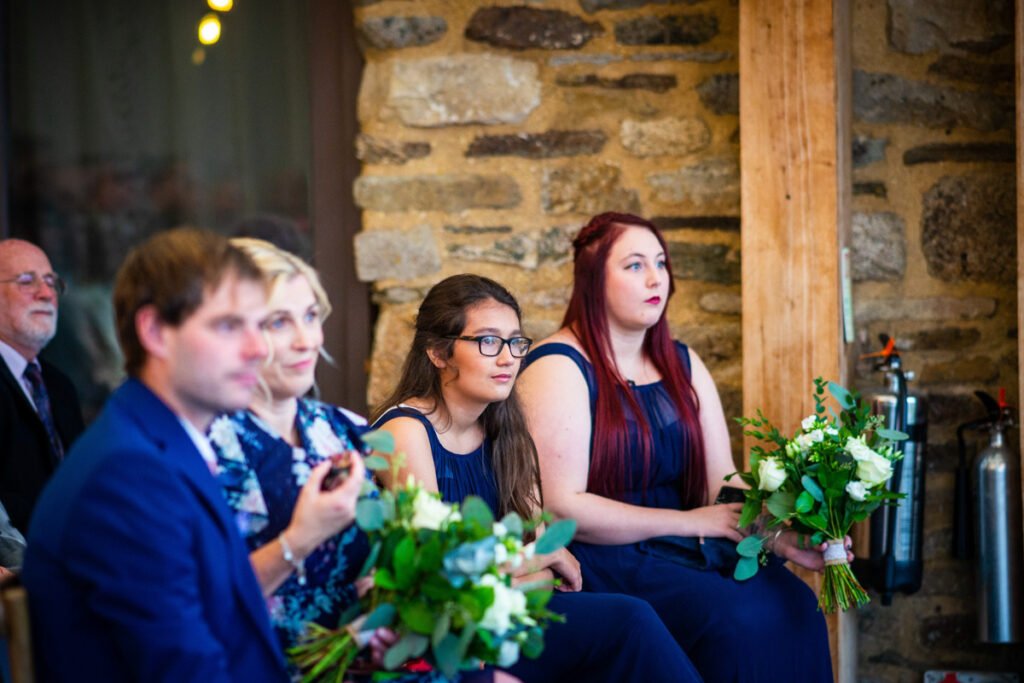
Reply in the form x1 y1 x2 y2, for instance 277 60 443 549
771 530 855 573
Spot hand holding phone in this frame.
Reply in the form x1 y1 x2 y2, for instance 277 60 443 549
321 452 354 491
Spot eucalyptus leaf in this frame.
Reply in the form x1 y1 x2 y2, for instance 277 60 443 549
362 455 390 471
383 633 429 670
461 496 495 529
362 603 397 630
535 519 577 555
736 535 764 558
828 381 856 410
766 490 796 519
358 540 381 577
361 429 396 455
356 498 385 532
433 634 462 679
876 427 908 441
801 475 824 502
432 612 451 648
500 512 524 537
734 555 760 581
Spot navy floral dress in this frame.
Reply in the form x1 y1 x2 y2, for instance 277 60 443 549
207 399 370 650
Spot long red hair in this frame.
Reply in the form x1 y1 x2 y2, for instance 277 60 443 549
563 212 708 508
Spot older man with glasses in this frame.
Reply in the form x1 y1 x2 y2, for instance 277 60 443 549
0 239 84 536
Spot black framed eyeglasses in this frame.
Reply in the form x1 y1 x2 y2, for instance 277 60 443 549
446 335 533 358
0 272 67 296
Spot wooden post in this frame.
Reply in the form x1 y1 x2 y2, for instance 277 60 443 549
1016 0 1024 598
740 1 853 680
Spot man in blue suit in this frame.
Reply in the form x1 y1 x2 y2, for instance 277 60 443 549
24 229 288 681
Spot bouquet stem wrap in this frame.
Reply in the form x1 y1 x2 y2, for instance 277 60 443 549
820 540 869 612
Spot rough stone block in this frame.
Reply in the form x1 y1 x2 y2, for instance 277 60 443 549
465 6 603 50
542 164 641 215
355 134 431 165
888 0 1012 55
555 72 678 92
918 356 999 386
449 234 537 269
620 117 710 157
354 225 441 282
647 157 740 211
354 174 522 212
696 73 738 115
851 211 906 281
698 291 741 315
580 0 704 12
466 130 607 158
672 322 741 367
853 134 888 167
358 15 447 49
927 55 1014 84
853 70 1013 132
893 326 983 351
667 242 740 284
903 142 1014 165
614 13 718 46
387 55 541 127
921 173 1016 283
854 297 997 323
653 215 741 231
853 182 887 198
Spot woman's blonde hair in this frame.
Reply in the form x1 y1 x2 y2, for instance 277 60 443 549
229 237 332 320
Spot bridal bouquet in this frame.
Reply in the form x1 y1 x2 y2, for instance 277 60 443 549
290 431 574 681
727 379 906 612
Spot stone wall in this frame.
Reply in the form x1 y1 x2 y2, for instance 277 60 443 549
850 0 1020 679
353 0 745 450
352 0 1020 679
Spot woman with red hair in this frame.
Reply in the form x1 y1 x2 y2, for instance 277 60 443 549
518 212 835 681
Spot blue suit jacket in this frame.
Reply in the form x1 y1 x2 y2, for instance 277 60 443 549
24 379 288 682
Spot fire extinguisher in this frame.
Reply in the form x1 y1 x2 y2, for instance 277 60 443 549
955 389 1021 643
852 335 927 604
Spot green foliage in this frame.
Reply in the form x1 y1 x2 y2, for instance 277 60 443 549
534 519 577 555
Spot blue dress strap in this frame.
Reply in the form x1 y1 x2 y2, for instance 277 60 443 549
372 406 442 450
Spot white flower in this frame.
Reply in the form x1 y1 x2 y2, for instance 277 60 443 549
801 415 819 431
522 543 536 560
825 427 838 436
492 522 508 538
809 429 825 443
845 436 875 461
494 542 509 566
497 640 521 667
794 433 815 452
845 480 868 502
856 452 893 488
411 490 458 530
479 574 527 636
757 457 787 492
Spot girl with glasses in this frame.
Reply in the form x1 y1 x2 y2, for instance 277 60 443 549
516 212 839 682
372 274 700 683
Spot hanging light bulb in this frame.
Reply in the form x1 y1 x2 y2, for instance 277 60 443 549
208 0 233 11
198 13 222 45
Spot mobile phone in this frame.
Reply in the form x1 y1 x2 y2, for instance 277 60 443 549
321 452 353 491
715 485 746 504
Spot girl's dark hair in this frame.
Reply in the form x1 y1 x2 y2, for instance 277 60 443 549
371 274 542 521
563 212 707 508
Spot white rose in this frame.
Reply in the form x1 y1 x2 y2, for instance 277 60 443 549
801 415 819 431
845 480 868 502
825 427 838 436
809 429 825 443
856 452 893 487
411 490 458 530
757 457 787 492
794 433 815 452
494 543 509 566
479 574 527 636
845 436 874 461
493 522 508 538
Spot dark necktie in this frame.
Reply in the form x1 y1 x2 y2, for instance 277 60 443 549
23 363 65 462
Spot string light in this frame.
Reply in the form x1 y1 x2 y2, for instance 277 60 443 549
198 13 222 45
208 0 233 11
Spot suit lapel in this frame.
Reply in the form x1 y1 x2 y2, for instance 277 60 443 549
111 380 283 662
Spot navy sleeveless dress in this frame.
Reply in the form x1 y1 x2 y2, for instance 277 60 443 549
374 407 702 683
520 343 833 683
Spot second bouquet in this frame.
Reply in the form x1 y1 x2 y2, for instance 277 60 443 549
727 379 907 612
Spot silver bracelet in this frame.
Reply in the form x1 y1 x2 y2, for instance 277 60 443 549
278 532 307 586
767 526 787 554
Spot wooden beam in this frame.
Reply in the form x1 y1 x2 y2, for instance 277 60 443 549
740 1 853 680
